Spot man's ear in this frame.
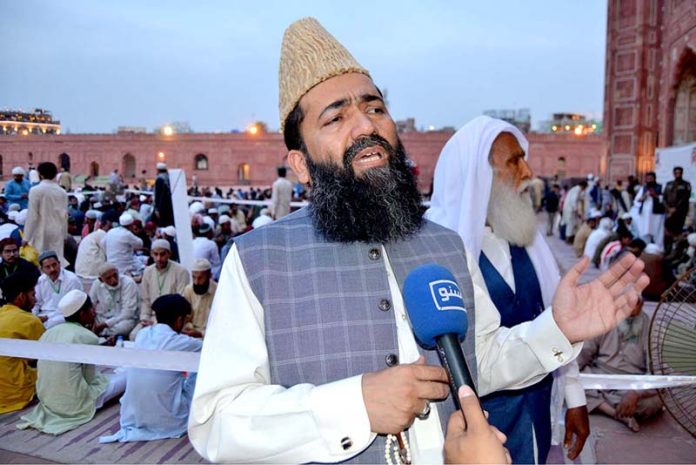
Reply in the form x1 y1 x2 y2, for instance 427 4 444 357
287 150 311 185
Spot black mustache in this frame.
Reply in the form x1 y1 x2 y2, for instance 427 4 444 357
342 134 394 170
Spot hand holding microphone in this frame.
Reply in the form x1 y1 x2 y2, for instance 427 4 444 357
404 264 509 463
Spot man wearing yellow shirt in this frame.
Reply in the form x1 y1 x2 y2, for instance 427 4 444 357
0 272 44 413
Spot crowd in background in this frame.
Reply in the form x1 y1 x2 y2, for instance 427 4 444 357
0 157 690 445
539 167 693 301
0 161 298 441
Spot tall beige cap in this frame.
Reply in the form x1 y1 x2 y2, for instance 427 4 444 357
278 17 370 131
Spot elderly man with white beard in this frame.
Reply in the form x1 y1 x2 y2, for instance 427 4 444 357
427 116 591 464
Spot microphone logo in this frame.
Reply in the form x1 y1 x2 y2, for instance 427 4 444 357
428 280 466 312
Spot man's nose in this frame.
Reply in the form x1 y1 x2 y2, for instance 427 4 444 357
350 110 378 141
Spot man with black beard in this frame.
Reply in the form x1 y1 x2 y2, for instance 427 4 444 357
182 258 217 339
189 18 648 465
427 116 589 464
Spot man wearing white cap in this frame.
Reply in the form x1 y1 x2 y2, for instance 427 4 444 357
584 218 614 260
251 208 273 229
133 238 189 340
33 250 83 329
214 214 233 251
90 263 139 341
4 167 31 210
573 210 602 258
153 162 174 227
193 223 221 279
139 194 153 222
101 213 144 276
24 162 69 266
18 289 126 435
75 211 116 280
182 258 217 339
189 18 647 465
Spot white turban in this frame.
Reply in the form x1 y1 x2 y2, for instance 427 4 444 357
15 209 28 226
425 115 528 260
12 167 25 176
425 115 560 307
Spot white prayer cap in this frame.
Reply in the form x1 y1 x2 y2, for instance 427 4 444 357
688 233 696 247
260 208 270 216
59 289 88 318
587 173 595 180
208 208 218 214
644 243 662 255
203 216 215 230
119 213 134 226
219 205 230 214
621 213 632 220
7 211 18 221
97 262 118 276
191 258 211 272
94 202 103 209
116 195 126 203
12 166 25 176
162 226 176 238
599 217 613 231
139 195 147 202
151 238 171 252
587 209 602 220
189 201 204 216
15 209 28 226
157 162 167 170
8 203 20 212
218 214 231 225
85 210 100 220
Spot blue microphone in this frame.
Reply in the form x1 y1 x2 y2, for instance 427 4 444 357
404 264 478 408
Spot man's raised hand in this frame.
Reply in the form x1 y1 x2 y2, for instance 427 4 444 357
552 253 649 344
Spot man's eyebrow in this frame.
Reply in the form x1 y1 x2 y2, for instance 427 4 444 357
318 98 349 121
317 94 385 121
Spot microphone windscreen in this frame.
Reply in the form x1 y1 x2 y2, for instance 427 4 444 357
403 263 469 349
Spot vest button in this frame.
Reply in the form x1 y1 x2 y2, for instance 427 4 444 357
379 299 392 311
385 353 399 367
341 436 353 450
368 248 381 260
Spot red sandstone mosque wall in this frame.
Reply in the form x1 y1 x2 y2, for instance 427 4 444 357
604 0 696 180
0 131 606 189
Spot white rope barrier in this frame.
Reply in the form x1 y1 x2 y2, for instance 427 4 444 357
2 338 695 390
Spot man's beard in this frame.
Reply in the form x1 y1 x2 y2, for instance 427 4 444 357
487 176 537 247
304 134 423 243
193 281 210 295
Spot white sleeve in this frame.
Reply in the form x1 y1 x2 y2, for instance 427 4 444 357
469 252 583 396
561 360 587 409
188 245 375 464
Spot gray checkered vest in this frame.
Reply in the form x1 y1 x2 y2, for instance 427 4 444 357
236 207 477 464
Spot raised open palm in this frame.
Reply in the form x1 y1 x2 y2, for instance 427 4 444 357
552 253 649 344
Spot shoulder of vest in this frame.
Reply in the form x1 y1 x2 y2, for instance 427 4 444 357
236 207 313 247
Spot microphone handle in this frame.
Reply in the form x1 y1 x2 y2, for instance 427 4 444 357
435 333 478 410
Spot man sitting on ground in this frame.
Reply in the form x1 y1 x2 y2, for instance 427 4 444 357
0 272 44 414
99 294 202 443
18 290 126 434
577 299 662 432
33 250 83 329
132 239 189 340
182 258 217 339
90 263 139 342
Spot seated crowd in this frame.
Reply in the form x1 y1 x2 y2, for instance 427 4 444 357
0 161 281 439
